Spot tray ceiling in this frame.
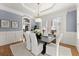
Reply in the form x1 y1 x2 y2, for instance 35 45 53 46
0 3 76 18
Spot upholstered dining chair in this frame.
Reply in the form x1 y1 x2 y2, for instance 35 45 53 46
30 32 43 56
43 31 48 36
24 31 31 51
46 33 63 56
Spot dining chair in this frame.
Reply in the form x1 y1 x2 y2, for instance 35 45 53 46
46 33 63 56
56 33 63 56
43 30 48 36
30 32 43 56
24 31 31 51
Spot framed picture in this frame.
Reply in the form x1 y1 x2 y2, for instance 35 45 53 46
1 20 10 28
12 21 18 28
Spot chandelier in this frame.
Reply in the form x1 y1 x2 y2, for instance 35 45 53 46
35 3 42 22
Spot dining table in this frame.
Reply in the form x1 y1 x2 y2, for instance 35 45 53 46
40 34 56 54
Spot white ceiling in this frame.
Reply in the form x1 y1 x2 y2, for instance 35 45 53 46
22 3 54 13
0 3 76 18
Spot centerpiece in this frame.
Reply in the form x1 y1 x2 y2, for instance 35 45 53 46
34 29 42 40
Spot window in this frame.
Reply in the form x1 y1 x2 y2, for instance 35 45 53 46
66 10 77 32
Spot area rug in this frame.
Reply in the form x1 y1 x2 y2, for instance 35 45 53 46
10 43 48 56
59 46 72 56
10 43 33 56
10 43 72 56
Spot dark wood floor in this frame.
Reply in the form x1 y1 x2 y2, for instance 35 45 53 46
0 40 79 56
0 45 13 56
0 41 23 56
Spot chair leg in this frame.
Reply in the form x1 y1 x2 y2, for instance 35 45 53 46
41 42 47 54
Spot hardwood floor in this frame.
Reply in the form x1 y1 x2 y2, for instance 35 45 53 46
0 45 13 56
0 40 79 56
0 41 23 56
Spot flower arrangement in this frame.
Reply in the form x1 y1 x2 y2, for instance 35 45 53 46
34 29 42 39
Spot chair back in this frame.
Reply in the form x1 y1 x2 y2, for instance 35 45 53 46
56 33 63 56
56 33 63 45
43 31 48 36
25 31 31 50
30 32 38 51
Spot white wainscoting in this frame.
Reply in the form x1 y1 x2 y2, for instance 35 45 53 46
0 31 23 46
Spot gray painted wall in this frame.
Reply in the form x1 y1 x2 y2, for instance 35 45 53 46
66 10 77 32
0 9 22 31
